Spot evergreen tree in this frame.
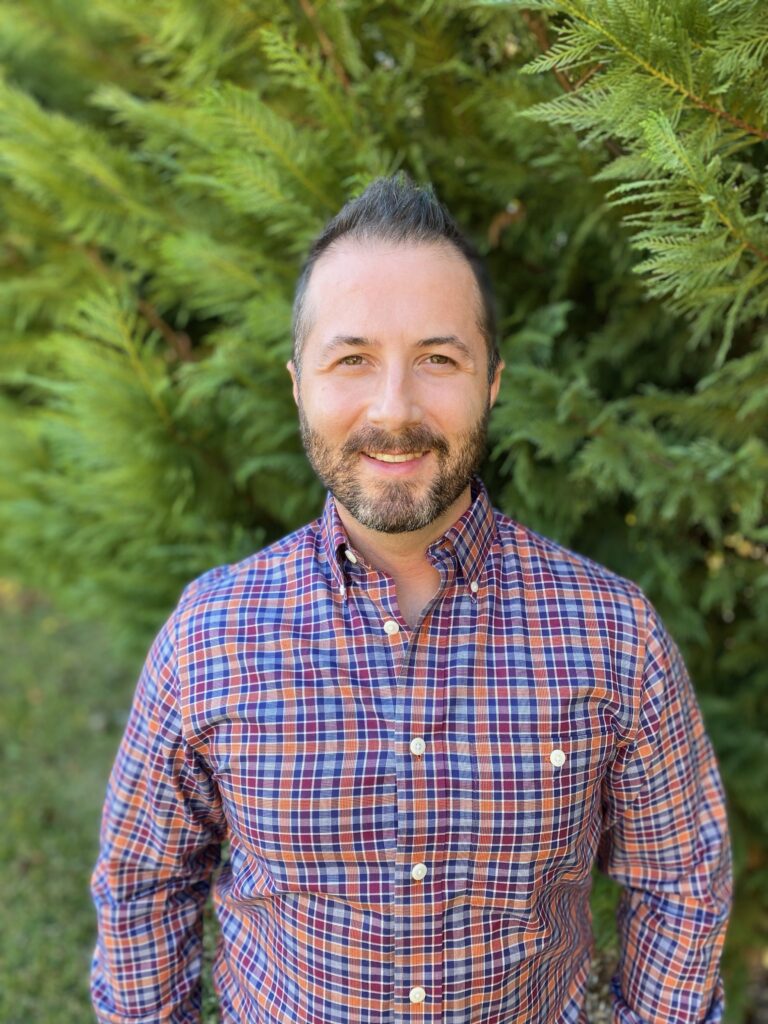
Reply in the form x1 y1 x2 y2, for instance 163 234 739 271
0 2 765 1017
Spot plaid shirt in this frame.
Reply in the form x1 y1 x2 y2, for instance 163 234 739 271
91 478 732 1023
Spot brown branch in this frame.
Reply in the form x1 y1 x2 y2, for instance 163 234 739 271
137 299 194 362
298 0 350 91
488 201 526 248
520 10 573 94
81 248 195 363
573 63 604 89
688 95 768 143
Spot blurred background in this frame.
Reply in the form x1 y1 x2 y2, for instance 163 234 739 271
0 1 766 1020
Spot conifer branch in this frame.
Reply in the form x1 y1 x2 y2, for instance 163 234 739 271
521 9 623 158
112 306 174 430
558 1 768 142
712 212 768 266
209 86 337 210
297 0 350 91
659 133 768 266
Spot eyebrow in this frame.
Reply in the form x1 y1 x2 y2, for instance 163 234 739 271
321 334 475 359
321 335 371 354
416 335 475 360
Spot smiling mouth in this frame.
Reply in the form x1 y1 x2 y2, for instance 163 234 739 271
365 451 427 463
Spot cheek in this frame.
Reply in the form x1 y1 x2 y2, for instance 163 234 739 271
302 380 366 430
426 384 486 431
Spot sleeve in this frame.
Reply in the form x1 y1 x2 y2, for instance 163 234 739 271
596 605 733 1023
90 603 227 1024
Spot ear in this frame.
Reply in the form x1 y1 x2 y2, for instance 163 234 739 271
489 359 504 408
287 359 299 406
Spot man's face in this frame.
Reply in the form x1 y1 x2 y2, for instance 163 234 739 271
288 239 502 534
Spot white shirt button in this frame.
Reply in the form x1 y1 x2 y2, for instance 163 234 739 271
383 619 400 635
470 580 479 593
550 748 566 767
344 548 358 564
409 986 427 1004
410 737 426 756
411 862 428 881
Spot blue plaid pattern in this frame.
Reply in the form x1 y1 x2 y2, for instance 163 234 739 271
91 478 732 1022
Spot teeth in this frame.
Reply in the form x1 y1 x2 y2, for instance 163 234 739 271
367 452 425 463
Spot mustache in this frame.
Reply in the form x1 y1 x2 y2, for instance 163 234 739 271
341 426 449 457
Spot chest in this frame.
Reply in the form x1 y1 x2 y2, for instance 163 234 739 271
178 585 637 907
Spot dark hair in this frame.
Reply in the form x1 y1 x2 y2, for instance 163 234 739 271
291 174 500 383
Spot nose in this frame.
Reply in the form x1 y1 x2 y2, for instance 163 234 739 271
366 363 423 432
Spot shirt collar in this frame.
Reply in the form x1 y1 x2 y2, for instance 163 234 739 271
319 475 497 591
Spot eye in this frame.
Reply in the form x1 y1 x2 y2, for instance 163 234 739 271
424 353 455 366
338 354 365 366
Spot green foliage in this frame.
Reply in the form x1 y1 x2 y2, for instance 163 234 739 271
0 1 766 1018
516 0 768 360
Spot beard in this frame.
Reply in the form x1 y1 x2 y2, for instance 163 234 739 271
299 405 490 534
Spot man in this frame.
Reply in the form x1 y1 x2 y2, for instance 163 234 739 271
91 176 732 1023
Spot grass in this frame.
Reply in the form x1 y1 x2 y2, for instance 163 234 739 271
0 584 153 1022
0 582 760 1022
0 583 216 1022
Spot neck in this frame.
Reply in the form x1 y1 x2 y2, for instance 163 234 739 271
335 485 472 579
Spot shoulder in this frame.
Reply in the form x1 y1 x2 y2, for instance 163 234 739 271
171 517 325 629
492 505 652 627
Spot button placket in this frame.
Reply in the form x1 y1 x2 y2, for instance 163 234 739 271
394 728 437 1019
390 590 443 1023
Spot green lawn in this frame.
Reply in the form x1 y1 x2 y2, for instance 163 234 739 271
0 586 153 1022
0 584 758 1022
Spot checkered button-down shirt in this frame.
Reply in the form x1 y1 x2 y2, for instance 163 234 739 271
91 478 732 1023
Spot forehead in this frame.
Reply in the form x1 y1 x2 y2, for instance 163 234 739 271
301 238 484 348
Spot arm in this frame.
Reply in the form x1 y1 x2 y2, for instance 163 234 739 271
596 606 732 1023
90 605 227 1024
